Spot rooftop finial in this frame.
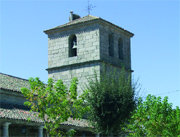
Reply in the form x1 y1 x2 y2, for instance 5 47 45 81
87 0 95 15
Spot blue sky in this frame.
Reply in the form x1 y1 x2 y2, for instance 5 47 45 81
0 0 179 107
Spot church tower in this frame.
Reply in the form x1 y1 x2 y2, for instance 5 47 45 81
44 12 134 93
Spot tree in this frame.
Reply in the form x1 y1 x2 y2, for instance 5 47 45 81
83 68 137 136
21 77 88 136
126 94 180 136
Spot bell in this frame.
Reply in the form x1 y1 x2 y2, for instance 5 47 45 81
72 41 77 49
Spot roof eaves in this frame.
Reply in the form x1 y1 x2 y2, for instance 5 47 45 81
0 108 91 128
0 72 30 93
98 18 134 37
44 15 134 37
0 87 21 93
0 72 29 82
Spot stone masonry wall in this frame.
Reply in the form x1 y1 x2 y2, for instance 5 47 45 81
99 62 131 80
48 62 100 94
47 23 101 94
99 24 131 70
48 23 100 69
47 21 132 94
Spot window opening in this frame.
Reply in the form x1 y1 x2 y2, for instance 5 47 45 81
69 35 77 57
118 38 123 60
108 34 114 57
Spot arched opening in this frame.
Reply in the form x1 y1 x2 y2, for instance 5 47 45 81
108 34 114 57
69 34 77 57
118 38 123 60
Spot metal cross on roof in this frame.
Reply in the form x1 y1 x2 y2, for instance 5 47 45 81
87 0 95 15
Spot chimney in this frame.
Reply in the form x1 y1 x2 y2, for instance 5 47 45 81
69 11 80 22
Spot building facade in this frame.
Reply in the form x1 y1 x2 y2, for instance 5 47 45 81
45 12 133 94
0 73 94 137
0 73 45 137
0 12 133 137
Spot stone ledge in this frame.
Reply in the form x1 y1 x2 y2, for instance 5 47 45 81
47 59 133 72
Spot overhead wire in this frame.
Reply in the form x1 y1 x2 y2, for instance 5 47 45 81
141 90 180 99
155 90 180 96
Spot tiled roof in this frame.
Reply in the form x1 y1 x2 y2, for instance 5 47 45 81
0 103 90 128
44 15 99 33
44 15 134 36
0 73 30 93
0 108 43 123
0 73 90 128
63 118 90 128
54 15 99 29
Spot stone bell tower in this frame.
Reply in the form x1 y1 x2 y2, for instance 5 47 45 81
44 12 134 93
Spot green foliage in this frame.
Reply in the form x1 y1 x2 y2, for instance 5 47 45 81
84 68 137 135
21 77 88 136
126 94 180 136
